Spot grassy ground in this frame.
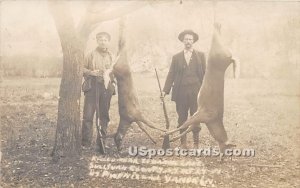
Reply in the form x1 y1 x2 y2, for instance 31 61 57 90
0 73 299 187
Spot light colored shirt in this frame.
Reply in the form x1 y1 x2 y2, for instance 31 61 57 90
83 48 113 77
184 49 193 65
91 49 112 72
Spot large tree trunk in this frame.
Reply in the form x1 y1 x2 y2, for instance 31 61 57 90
49 2 84 161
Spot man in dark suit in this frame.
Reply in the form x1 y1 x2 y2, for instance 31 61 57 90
162 30 206 149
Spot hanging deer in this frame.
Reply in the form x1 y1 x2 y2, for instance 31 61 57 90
112 19 166 151
164 23 236 153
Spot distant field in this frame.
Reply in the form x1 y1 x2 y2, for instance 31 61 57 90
0 74 299 187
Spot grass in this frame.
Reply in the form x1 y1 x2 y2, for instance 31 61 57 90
0 74 299 187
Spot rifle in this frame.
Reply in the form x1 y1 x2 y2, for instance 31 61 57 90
154 68 170 150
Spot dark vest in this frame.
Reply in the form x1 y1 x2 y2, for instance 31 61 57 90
181 53 200 86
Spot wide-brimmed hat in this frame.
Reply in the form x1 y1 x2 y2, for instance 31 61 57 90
96 32 111 41
178 30 199 43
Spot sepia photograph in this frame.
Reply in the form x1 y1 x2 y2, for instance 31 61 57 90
0 0 299 187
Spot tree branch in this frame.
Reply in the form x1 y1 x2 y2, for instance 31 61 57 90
78 1 148 40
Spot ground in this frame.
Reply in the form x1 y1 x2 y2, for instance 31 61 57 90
0 73 299 187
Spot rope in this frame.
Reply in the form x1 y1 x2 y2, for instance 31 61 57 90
213 0 217 24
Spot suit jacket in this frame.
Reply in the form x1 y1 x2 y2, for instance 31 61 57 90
163 50 206 102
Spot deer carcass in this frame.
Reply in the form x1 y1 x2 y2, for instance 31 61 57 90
112 47 166 151
164 24 236 153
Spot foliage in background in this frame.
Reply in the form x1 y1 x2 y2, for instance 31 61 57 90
1 1 299 78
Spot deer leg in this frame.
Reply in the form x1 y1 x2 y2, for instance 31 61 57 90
206 120 227 144
114 118 131 151
139 115 166 132
136 121 156 144
165 111 201 136
169 124 195 142
206 120 236 153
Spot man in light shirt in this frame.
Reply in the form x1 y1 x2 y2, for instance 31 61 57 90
162 30 206 149
81 32 115 151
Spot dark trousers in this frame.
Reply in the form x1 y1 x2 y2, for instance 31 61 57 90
82 79 113 147
175 84 201 146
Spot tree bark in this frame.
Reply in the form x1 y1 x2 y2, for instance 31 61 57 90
48 2 84 161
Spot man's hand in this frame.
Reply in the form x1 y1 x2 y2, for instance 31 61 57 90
90 70 103 77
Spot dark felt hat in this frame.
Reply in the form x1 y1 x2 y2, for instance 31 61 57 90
178 30 199 43
96 32 111 41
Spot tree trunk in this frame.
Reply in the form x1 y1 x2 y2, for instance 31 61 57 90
48 2 84 161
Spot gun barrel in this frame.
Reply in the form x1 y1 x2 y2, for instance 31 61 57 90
155 68 170 127
155 68 163 94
